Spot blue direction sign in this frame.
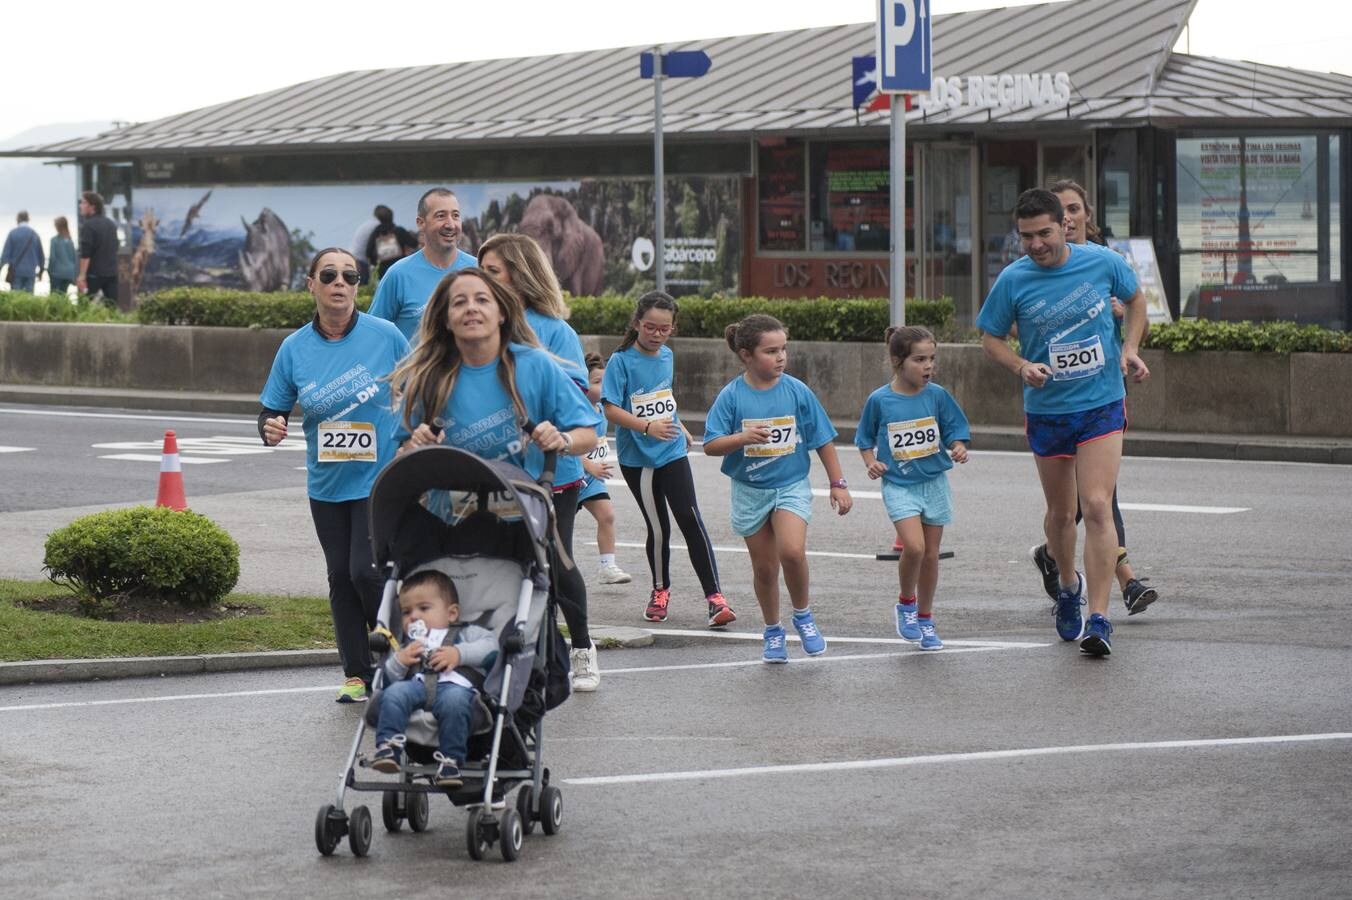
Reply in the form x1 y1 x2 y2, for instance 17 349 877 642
876 0 931 93
640 50 713 79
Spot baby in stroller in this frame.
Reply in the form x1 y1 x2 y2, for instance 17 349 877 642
368 570 498 789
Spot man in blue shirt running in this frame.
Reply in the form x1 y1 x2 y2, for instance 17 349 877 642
977 188 1150 657
368 187 477 341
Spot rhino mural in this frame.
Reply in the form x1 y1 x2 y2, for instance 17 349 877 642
240 208 292 292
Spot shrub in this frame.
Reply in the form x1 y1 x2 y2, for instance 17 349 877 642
0 291 131 323
43 506 241 612
1144 319 1352 353
568 295 954 342
136 287 373 329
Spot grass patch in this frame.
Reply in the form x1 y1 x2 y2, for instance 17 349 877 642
0 579 335 662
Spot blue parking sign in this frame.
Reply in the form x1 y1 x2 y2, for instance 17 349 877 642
876 0 931 93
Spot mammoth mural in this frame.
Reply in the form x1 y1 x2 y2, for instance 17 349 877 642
518 193 605 297
240 208 292 292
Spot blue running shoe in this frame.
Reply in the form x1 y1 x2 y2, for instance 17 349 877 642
792 610 827 656
762 625 788 664
1080 613 1113 656
918 620 943 651
1054 571 1085 641
895 602 921 642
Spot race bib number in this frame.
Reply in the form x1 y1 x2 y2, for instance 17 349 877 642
631 388 677 421
317 421 376 463
1049 335 1106 381
585 439 610 462
742 416 798 458
887 417 940 462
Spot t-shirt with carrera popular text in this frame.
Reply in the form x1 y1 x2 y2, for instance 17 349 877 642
975 242 1138 415
855 382 971 486
259 312 409 502
702 373 837 488
601 344 686 469
368 248 477 342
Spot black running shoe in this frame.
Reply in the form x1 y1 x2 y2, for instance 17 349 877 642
1123 578 1159 616
1030 544 1060 600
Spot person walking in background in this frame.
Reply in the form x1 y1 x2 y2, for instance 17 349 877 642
48 216 78 296
349 208 381 286
369 188 477 342
77 191 120 305
1 211 45 293
365 204 417 281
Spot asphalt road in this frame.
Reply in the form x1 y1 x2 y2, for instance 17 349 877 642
1 402 1350 898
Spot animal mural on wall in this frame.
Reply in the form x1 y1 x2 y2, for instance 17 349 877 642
518 194 605 297
240 208 292 292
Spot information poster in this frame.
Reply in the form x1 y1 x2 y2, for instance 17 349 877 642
1107 238 1173 324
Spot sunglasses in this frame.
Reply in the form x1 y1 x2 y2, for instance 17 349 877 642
640 322 674 335
318 269 360 285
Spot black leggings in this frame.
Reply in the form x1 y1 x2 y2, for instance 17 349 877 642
620 457 720 595
1076 486 1127 548
552 484 591 651
309 498 383 682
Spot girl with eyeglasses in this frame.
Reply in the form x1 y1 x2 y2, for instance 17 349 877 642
601 291 737 628
258 248 411 704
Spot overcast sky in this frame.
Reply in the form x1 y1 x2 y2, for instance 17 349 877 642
4 0 1348 141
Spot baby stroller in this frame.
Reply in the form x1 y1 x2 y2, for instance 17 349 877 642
315 442 571 862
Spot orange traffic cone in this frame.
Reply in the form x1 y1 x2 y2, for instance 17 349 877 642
155 429 187 510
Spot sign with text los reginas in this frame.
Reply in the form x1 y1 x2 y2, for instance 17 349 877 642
921 72 1071 113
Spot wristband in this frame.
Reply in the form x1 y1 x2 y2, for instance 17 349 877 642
561 432 573 454
830 479 848 489
643 420 651 435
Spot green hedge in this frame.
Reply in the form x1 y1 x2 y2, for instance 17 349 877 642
0 291 131 323
43 506 241 613
136 287 373 329
1143 319 1352 353
569 295 955 342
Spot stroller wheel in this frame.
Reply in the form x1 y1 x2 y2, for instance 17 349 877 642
407 790 431 833
500 808 523 862
515 787 537 836
381 791 403 833
539 785 564 836
465 807 492 860
314 804 344 856
348 805 373 857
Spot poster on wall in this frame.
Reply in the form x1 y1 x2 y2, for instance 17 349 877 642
1106 238 1172 324
130 177 741 297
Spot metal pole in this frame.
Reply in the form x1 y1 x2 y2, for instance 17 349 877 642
653 45 666 294
889 96 906 326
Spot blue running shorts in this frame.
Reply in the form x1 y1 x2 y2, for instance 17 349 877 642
577 474 609 505
1024 399 1126 459
730 476 813 537
882 473 953 526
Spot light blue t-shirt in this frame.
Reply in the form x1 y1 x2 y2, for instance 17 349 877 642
601 345 686 469
702 374 837 488
393 344 600 483
368 248 477 342
525 308 588 389
259 313 410 502
976 242 1138 415
855 382 971 486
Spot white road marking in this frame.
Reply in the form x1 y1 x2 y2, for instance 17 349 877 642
607 539 883 561
93 436 303 455
1119 502 1249 514
606 647 1013 674
0 408 252 426
645 628 1046 650
0 446 35 453
0 684 334 713
812 488 882 499
97 454 228 465
563 732 1352 786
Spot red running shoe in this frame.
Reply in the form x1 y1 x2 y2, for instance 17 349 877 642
706 593 737 627
644 588 670 622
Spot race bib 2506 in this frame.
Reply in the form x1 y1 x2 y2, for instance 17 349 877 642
631 388 677 421
317 421 376 463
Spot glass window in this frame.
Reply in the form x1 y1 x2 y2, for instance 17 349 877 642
1097 130 1136 241
758 140 806 251
1177 134 1342 325
808 141 907 254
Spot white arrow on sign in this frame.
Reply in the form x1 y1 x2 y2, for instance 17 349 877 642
920 0 928 74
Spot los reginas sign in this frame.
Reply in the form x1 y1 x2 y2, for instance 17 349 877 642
921 71 1070 112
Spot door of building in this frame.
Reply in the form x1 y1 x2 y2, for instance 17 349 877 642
919 144 978 323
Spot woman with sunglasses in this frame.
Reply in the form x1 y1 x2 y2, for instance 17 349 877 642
258 248 411 704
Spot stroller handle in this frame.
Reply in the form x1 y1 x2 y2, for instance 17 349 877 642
519 419 559 490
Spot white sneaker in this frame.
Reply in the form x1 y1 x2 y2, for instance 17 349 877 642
597 562 632 585
569 645 600 692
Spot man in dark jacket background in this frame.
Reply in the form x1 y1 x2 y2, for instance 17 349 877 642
77 191 120 306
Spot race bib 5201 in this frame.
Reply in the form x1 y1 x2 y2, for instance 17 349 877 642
317 421 376 463
887 416 940 462
631 388 677 421
742 416 798 458
1049 335 1106 381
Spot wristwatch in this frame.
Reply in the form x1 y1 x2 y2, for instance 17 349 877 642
829 479 848 489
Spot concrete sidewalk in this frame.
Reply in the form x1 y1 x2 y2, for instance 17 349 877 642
4 382 1351 464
